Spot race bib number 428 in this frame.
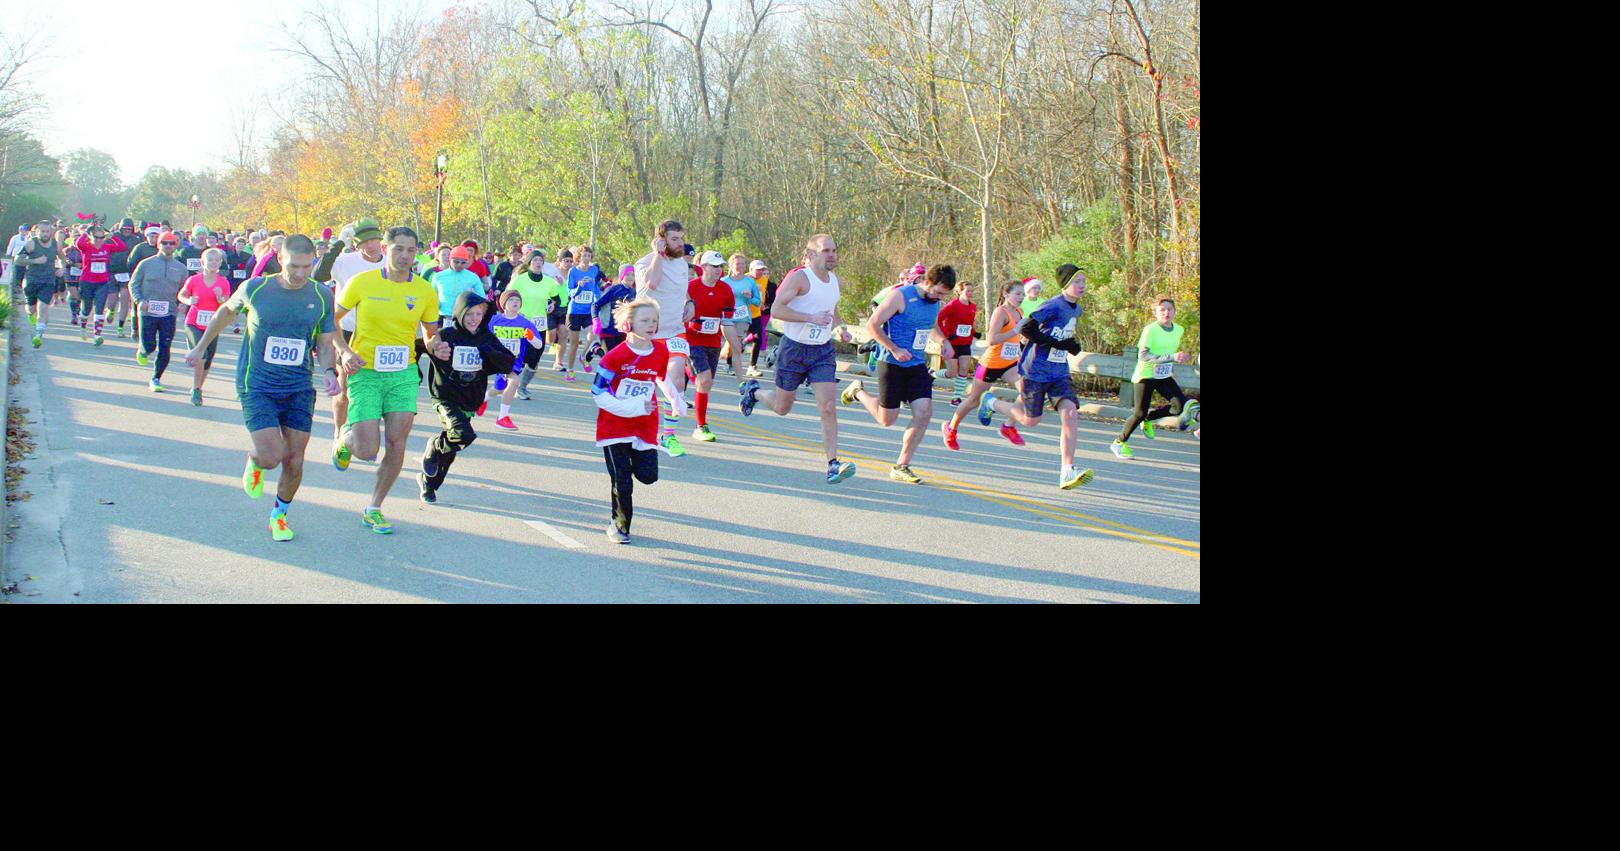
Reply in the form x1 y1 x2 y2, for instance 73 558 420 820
1153 361 1174 380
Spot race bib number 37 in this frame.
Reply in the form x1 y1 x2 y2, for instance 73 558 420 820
264 336 308 366
911 329 931 349
806 324 828 342
373 345 410 372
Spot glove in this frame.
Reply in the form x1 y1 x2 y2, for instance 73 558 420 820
339 223 356 243
494 373 508 392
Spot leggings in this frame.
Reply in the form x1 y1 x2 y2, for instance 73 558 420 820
185 324 220 370
603 442 659 534
750 314 769 365
1120 377 1189 441
79 281 113 316
140 314 177 382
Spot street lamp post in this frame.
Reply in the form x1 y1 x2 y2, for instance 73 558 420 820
189 194 201 229
434 150 449 245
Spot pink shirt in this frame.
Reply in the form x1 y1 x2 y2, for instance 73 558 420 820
179 273 229 328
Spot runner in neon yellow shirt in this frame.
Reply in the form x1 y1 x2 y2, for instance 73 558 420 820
332 225 448 534
1112 296 1199 458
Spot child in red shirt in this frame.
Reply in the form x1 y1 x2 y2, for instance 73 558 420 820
593 298 686 543
934 281 979 406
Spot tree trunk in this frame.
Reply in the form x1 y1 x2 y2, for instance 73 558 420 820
980 176 993 313
1113 64 1136 292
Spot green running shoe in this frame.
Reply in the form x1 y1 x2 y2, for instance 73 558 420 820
269 516 295 542
1110 440 1134 460
191 388 203 407
692 424 716 442
243 456 264 499
889 464 923 484
136 350 149 366
1141 420 1156 440
361 509 393 534
93 335 105 347
1179 400 1200 431
149 380 163 393
1060 466 1095 490
840 379 863 406
332 430 352 471
661 433 687 457
32 334 42 348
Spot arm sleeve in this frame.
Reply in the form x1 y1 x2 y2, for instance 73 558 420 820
594 391 645 418
480 333 517 375
106 235 126 252
129 260 146 301
1018 314 1066 349
313 240 345 283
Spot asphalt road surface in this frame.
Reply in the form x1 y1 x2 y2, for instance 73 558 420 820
7 312 1200 603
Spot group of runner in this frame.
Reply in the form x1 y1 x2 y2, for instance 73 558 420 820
13 216 1199 546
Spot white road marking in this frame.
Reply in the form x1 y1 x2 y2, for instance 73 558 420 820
524 520 587 549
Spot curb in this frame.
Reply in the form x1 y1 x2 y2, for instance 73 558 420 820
1 297 13 574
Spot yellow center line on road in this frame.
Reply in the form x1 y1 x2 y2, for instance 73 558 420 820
714 413 1201 560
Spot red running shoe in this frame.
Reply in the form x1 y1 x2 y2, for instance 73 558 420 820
999 424 1026 446
496 416 518 431
942 421 960 451
476 399 488 417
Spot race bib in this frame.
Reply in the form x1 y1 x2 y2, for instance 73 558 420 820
1047 347 1068 364
373 345 410 372
999 342 1021 360
146 300 171 317
90 261 107 274
665 336 691 357
616 378 654 402
452 346 483 372
186 258 202 271
955 324 972 338
233 270 246 279
264 336 307 366
70 266 82 276
573 291 594 304
195 310 216 327
806 324 828 342
502 337 522 355
114 273 129 283
911 329 931 349
1153 361 1174 380
700 318 720 335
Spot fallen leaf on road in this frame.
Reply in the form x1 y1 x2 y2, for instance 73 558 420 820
0 582 17 595
25 575 35 581
98 499 115 505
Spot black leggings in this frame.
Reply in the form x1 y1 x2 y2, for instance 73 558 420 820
603 442 659 534
422 402 477 490
140 315 176 382
750 314 769 365
185 324 220 371
79 281 113 316
1120 377 1189 441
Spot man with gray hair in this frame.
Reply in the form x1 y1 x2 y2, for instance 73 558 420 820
129 230 189 391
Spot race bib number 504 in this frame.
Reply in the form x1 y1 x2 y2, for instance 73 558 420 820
373 345 410 372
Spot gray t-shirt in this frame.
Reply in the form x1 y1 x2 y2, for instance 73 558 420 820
227 276 336 397
19 237 58 284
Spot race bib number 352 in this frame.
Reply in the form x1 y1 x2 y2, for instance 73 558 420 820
373 345 410 372
264 336 308 366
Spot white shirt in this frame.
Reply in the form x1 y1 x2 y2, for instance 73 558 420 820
634 251 691 340
330 250 387 332
7 234 28 259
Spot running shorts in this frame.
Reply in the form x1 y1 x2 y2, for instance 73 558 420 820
1019 378 1078 419
774 336 835 390
346 367 421 425
241 388 316 433
877 362 934 409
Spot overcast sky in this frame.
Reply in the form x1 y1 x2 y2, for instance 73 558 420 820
2 0 464 186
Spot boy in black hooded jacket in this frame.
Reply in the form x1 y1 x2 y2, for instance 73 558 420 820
415 289 517 503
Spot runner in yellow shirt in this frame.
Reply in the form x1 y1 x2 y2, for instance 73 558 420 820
332 226 449 534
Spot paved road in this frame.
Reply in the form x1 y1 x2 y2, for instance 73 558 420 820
7 313 1200 603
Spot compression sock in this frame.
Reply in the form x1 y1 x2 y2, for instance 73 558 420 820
954 377 967 397
499 404 510 418
94 317 105 336
695 392 709 427
272 496 292 518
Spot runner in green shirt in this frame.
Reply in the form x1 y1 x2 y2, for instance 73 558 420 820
1112 296 1200 458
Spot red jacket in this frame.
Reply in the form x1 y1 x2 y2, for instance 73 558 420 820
75 234 128 284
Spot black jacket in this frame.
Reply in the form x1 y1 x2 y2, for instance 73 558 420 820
415 290 516 412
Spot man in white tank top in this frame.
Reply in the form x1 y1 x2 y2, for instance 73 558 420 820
634 219 695 457
738 234 857 484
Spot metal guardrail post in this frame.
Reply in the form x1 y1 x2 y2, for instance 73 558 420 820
1119 347 1136 409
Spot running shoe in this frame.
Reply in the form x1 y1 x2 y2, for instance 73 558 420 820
116 326 127 338
31 334 41 348
422 451 440 480
417 473 437 504
1110 440 1134 460
361 509 394 534
566 371 576 382
476 399 488 417
739 379 760 416
554 362 566 372
1141 420 1156 440
135 349 149 366
1194 427 1200 439
746 367 762 378
827 460 856 484
93 335 104 347
931 368 949 380
661 433 687 457
231 326 240 334
243 456 264 498
496 416 518 431
693 424 716 442
977 393 996 427
839 379 863 406
80 324 88 340
607 526 630 544
764 347 778 367
999 424 1026 446
889 464 923 484
149 380 163 393
942 422 960 451
269 516 295 542
332 430 352 471
949 396 962 407
191 389 203 407
1060 466 1094 490
1179 400 1201 431
515 389 532 401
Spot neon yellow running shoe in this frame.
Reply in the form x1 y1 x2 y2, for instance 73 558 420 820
361 509 393 535
243 456 264 499
1140 420 1156 440
1110 440 1134 460
269 516 294 542
1060 466 1095 490
692 424 716 442
135 349 149 367
661 433 687 457
332 431 352 471
889 464 923 484
840 379 863 406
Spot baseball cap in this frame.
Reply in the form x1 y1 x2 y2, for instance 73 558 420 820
352 218 383 242
683 243 695 257
748 260 767 272
192 224 208 237
144 226 161 236
450 246 474 261
699 250 725 267
16 225 26 233
158 232 180 245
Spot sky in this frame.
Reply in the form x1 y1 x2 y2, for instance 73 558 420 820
1 0 464 186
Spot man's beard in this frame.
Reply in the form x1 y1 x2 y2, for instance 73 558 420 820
663 243 684 259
